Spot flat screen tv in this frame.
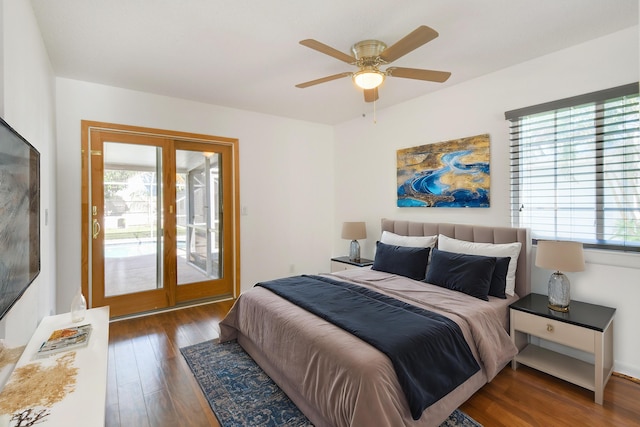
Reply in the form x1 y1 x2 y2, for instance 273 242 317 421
0 117 40 321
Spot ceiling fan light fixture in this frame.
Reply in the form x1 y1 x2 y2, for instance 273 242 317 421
353 69 385 90
296 26 450 103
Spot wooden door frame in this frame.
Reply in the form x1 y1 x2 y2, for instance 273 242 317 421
81 121 240 317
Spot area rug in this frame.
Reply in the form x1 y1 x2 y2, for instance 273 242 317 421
180 340 482 427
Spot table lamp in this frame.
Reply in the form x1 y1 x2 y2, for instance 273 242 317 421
535 240 585 312
341 222 366 262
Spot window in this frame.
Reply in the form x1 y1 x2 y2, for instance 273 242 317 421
506 83 639 252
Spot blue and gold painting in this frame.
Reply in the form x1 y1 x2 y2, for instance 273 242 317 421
397 134 490 207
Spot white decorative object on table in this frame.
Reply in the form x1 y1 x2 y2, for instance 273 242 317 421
70 289 86 323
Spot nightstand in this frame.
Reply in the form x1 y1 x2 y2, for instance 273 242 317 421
510 293 615 404
330 256 374 272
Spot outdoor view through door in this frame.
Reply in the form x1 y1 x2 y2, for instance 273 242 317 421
81 122 239 318
103 142 163 298
176 149 222 285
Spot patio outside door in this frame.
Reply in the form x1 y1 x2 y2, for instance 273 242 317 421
83 123 238 318
174 140 235 303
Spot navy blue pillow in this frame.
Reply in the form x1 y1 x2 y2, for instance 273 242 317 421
488 256 510 299
372 241 431 281
424 248 496 301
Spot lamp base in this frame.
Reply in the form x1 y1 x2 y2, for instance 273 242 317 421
548 271 570 312
548 303 570 313
349 240 361 262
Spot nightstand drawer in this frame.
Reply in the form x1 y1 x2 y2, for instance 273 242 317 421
512 310 594 352
330 257 374 273
331 261 355 272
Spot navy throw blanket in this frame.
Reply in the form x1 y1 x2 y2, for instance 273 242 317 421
256 275 480 420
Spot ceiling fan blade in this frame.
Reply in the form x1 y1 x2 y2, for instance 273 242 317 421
295 72 352 88
299 39 355 64
364 87 379 103
386 67 451 83
379 26 439 63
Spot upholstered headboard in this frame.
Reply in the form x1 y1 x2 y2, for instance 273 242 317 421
381 219 531 297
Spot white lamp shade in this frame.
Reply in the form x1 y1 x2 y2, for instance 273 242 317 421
353 70 385 89
535 240 585 272
341 222 367 240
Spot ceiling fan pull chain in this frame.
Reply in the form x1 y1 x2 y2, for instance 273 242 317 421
373 98 377 124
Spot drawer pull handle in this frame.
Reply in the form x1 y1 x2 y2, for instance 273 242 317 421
546 324 554 332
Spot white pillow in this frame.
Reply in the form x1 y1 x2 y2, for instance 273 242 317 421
437 234 522 296
381 231 438 249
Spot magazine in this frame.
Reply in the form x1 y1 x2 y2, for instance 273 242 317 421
37 324 92 357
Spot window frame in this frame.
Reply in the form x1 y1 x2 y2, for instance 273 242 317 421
506 82 639 253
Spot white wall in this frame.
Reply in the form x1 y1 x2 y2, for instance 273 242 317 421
334 27 640 378
55 79 335 311
0 0 56 347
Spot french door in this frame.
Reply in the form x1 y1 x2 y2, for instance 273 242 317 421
82 122 239 318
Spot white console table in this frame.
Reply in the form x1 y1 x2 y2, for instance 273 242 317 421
0 307 109 426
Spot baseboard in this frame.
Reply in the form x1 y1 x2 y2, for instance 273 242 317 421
613 359 640 383
613 371 640 385
109 297 235 322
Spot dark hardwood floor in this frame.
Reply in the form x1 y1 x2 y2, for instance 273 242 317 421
107 301 640 427
106 301 232 427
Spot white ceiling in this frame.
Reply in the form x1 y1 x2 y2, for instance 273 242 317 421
30 0 638 125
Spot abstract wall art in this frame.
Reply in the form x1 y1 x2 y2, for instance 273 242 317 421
397 134 490 207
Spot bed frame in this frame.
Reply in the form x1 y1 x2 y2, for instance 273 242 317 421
381 219 531 297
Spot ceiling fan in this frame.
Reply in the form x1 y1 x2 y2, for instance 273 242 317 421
295 25 451 103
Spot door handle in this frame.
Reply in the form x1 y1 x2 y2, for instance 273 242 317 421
92 219 101 239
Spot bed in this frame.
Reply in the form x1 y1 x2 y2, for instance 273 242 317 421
220 220 531 426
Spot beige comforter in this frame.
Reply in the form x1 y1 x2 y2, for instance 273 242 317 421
219 268 518 427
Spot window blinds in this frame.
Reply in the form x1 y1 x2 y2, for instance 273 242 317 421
506 83 639 252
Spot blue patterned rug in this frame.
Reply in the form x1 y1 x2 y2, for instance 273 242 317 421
180 340 482 427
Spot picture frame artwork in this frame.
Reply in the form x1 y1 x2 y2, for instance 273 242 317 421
397 134 490 208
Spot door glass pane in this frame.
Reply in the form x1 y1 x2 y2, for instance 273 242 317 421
176 150 222 284
103 142 163 296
